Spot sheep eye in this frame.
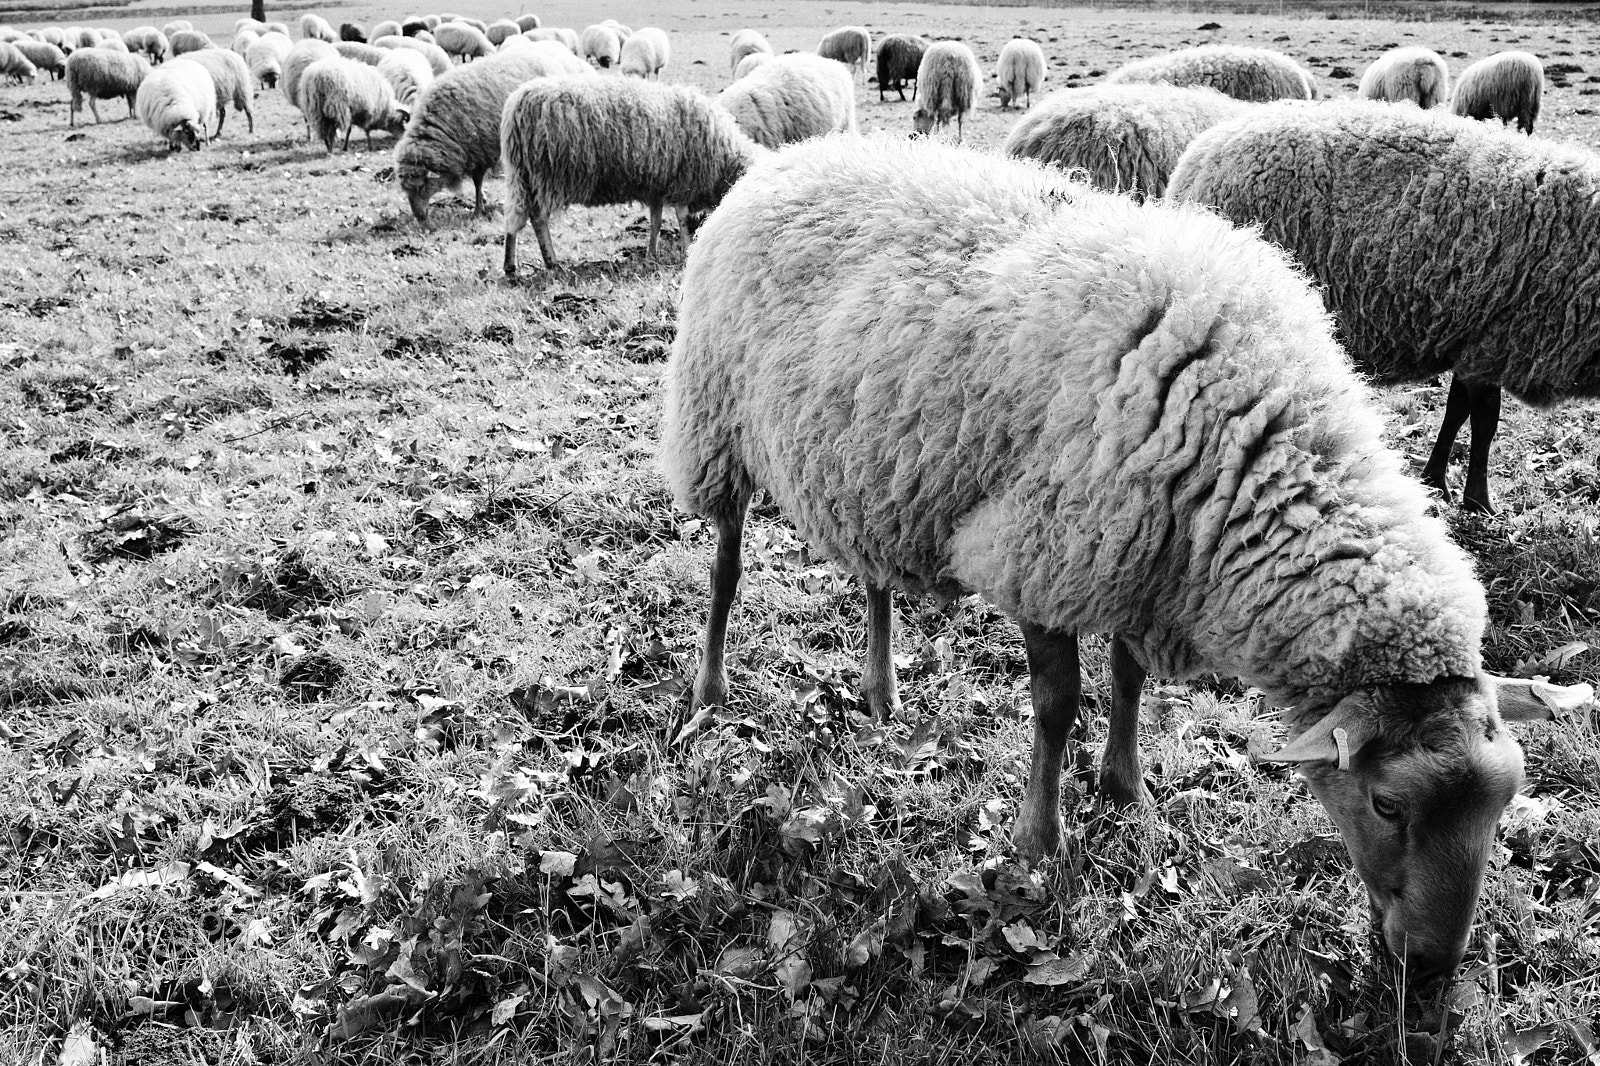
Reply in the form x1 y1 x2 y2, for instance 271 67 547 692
1371 794 1403 821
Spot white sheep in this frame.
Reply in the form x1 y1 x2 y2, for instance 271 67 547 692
122 27 168 65
485 19 520 45
377 46 433 106
664 131 1582 984
298 14 337 43
72 27 98 51
96 37 130 54
284 38 339 137
1004 83 1249 200
874 34 927 101
580 24 620 69
1358 46 1449 109
601 19 632 42
1168 98 1600 512
717 53 856 149
996 37 1045 108
264 22 290 38
434 21 491 63
817 25 870 79
421 15 441 31
371 20 403 41
169 30 213 57
500 75 765 272
1107 44 1315 102
524 27 579 56
15 39 65 80
1452 50 1542 134
183 47 253 136
620 26 669 80
136 57 215 149
246 31 292 90
0 40 36 83
912 41 982 140
233 17 265 35
335 41 387 66
375 35 451 76
732 51 772 81
160 20 191 40
728 28 771 78
230 29 258 57
66 48 149 125
395 43 590 223
301 55 408 151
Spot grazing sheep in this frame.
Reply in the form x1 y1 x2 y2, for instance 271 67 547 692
340 23 367 44
72 27 98 51
421 15 441 31
580 24 620 68
485 19 520 45
401 18 429 37
66 48 149 124
620 26 669 79
184 47 253 135
874 33 927 101
233 17 265 35
335 41 387 66
1107 44 1315 102
169 30 213 57
39 27 67 49
122 27 168 65
231 29 258 57
246 32 292 90
1358 46 1449 109
284 38 339 135
732 51 772 81
97 37 129 54
526 27 579 55
371 20 402 41
299 14 337 43
500 75 764 272
514 14 540 32
912 41 982 140
665 132 1581 984
14 40 63 80
302 56 408 151
136 58 215 148
996 37 1045 108
728 28 771 77
817 25 869 79
414 29 435 45
1452 50 1542 134
1168 99 1600 512
497 35 532 53
458 17 491 34
435 21 492 63
375 35 450 76
264 22 290 38
602 19 632 41
377 45 433 106
396 44 590 222
0 42 36 84
160 20 192 40
1004 83 1249 200
718 52 856 149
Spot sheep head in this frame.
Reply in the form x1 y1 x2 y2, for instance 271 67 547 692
1264 674 1578 986
167 119 204 151
912 108 935 136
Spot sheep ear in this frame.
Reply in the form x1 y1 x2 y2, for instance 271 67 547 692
1262 693 1375 769
1487 674 1596 722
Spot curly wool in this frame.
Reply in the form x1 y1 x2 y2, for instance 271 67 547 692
1358 46 1448 108
245 31 291 89
817 26 870 77
1006 83 1249 199
996 37 1046 108
717 53 856 149
1452 51 1542 133
183 47 253 135
663 134 1485 716
284 38 338 110
1168 99 1600 407
1107 45 1314 102
136 58 215 147
301 56 405 151
66 48 150 124
728 28 772 77
620 26 669 79
913 41 982 135
874 34 927 101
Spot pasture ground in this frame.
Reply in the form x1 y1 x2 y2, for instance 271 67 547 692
1 1 1598 1063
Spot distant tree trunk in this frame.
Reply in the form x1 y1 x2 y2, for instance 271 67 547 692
251 0 265 22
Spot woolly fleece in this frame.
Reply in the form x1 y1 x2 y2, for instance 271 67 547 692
913 41 982 135
1106 45 1314 102
1451 51 1542 133
717 53 856 149
996 37 1046 108
1357 46 1449 109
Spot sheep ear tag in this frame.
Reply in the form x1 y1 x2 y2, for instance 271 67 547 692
1488 673 1596 722
1261 695 1373 768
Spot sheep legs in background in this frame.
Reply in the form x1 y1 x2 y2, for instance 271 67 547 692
860 585 901 719
676 502 749 743
502 218 559 275
1099 636 1152 807
647 200 664 259
1420 375 1501 514
1012 624 1081 859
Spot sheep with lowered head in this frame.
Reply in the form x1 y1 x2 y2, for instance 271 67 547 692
339 23 367 43
1168 98 1600 512
580 23 620 68
525 27 579 55
1358 46 1449 109
298 14 337 43
376 35 450 76
396 43 590 223
732 51 772 81
66 48 149 125
16 39 65 80
718 52 855 149
874 33 927 101
302 55 408 151
1005 83 1249 199
485 19 520 45
620 26 669 79
514 15 540 32
500 75 765 272
996 36 1045 108
435 21 492 63
1452 50 1542 134
1107 44 1314 101
665 131 1587 986
122 27 167 64
728 28 771 77
161 20 192 39
246 31 291 90
136 57 215 148
284 38 339 137
184 47 253 135
0 42 36 84
169 30 212 57
912 41 982 140
817 25 869 79
377 46 433 106
371 20 402 41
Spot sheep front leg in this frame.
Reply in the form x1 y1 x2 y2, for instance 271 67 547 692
1012 623 1080 859
861 584 901 720
677 501 748 742
1461 380 1501 514
646 199 664 259
1420 374 1472 503
1099 636 1151 807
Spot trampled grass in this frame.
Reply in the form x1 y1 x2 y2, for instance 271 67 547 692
1 1 1598 1064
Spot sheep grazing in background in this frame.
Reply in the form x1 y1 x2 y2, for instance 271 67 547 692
421 14 441 31
233 17 265 35
817 25 870 79
122 27 168 65
183 47 253 135
485 19 520 45
718 53 856 149
874 33 927 101
340 23 367 44
335 41 387 66
264 21 290 38
620 27 669 79
38 27 66 49
602 19 632 41
160 20 192 40
66 48 149 124
0 42 36 84
377 46 433 106
514 15 540 32
299 14 337 43
912 41 982 140
1358 46 1449 109
231 29 258 57
435 21 492 63
728 28 772 78
500 75 764 272
97 37 130 54
72 27 98 51
169 30 213 57
996 37 1045 108
665 132 1583 985
375 35 450 76
1005 83 1249 200
401 18 429 37
301 56 408 151
246 32 292 90
284 38 339 136
1452 51 1542 133
1107 44 1315 102
732 51 772 81
1169 99 1600 513
580 23 621 68
395 44 590 223
136 58 215 149
371 20 402 42
16 40 65 80
525 27 579 55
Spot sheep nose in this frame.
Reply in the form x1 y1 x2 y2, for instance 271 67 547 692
1400 946 1461 989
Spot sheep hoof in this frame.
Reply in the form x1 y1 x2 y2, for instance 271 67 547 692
1010 808 1062 861
1096 777 1153 810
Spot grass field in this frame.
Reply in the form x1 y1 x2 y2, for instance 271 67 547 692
1 1 1599 1063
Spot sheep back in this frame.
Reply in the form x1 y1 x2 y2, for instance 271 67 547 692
728 28 772 76
284 38 339 109
913 41 982 132
1107 45 1314 102
718 52 856 149
377 46 433 106
169 30 212 57
486 19 520 45
620 26 669 79
732 51 772 81
1451 50 1542 134
514 15 541 32
66 48 150 120
435 21 492 62
335 41 386 66
298 14 337 43
136 58 216 148
0 41 35 83
1357 46 1449 109
302 56 403 150
996 37 1046 107
184 47 253 133
580 24 620 68
875 34 928 100
817 25 870 75
15 39 65 79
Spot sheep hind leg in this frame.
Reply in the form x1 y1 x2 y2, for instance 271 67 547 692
1420 374 1474 505
88 97 101 124
676 501 749 744
646 199 663 259
1461 380 1501 514
1012 623 1081 859
860 584 901 720
1098 636 1151 808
